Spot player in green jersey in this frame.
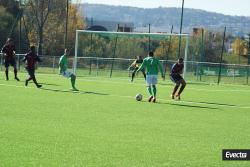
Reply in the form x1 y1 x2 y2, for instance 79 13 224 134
59 49 78 91
137 51 164 103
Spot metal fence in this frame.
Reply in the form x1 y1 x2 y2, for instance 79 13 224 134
0 53 249 85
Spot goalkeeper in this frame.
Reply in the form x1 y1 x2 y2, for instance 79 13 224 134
59 49 78 91
136 51 164 103
128 56 146 82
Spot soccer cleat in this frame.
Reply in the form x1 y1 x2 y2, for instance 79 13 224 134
6 77 9 81
171 94 175 99
25 80 28 86
36 84 42 88
148 96 153 102
72 87 79 91
152 98 156 103
176 94 181 100
15 77 20 81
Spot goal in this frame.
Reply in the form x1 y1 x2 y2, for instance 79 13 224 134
73 30 189 78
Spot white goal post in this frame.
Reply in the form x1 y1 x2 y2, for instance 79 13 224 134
73 30 189 78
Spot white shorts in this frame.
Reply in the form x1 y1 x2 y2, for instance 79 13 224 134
61 71 73 78
146 75 158 86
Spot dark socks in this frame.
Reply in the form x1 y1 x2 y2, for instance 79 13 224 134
172 85 179 96
5 70 9 80
178 84 186 95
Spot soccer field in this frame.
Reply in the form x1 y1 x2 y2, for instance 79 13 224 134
0 72 249 166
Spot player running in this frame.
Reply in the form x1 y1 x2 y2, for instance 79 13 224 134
23 46 42 88
59 49 78 91
128 56 146 82
1 38 19 81
137 51 164 103
170 58 186 100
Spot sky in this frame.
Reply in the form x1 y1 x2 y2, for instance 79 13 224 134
75 0 250 16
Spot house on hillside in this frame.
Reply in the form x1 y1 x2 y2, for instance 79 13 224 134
85 17 134 32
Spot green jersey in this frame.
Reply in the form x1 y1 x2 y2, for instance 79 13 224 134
137 56 163 75
59 54 67 73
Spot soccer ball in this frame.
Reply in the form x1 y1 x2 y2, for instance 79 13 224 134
135 94 143 101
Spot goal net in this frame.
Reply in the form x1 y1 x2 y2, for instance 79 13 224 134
73 30 189 78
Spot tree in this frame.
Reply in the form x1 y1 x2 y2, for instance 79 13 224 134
26 0 52 55
0 6 14 45
24 0 85 56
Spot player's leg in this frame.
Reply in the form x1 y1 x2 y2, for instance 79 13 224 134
170 74 181 99
131 67 138 82
25 71 32 86
172 83 180 99
142 70 146 80
11 59 19 81
70 74 78 91
28 69 41 88
151 75 158 103
146 75 153 102
176 79 186 99
4 60 9 81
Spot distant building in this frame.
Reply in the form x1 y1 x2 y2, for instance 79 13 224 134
85 17 134 32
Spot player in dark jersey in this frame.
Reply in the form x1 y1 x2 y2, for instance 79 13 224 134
128 56 146 82
1 38 19 81
23 46 42 88
170 58 186 100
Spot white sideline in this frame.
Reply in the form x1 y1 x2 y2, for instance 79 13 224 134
0 83 250 109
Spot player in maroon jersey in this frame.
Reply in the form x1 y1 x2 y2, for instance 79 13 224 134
1 38 19 81
23 46 42 88
170 58 186 100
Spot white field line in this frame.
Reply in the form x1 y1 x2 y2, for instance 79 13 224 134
77 78 250 93
1 72 250 92
0 82 250 109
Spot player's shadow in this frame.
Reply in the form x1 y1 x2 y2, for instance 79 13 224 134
40 87 109 96
155 101 219 110
39 82 61 86
185 100 236 107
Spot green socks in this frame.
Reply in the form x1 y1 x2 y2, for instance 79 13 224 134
147 86 153 96
152 85 157 97
71 77 76 88
147 86 157 97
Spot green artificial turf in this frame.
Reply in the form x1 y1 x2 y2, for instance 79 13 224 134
0 72 249 167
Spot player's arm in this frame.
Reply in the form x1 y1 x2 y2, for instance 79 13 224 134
128 60 136 70
158 60 164 79
180 65 184 74
136 60 145 73
36 55 42 62
171 64 177 75
1 46 7 57
59 57 66 72
22 54 27 62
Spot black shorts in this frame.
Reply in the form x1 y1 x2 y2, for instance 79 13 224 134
26 68 35 78
4 58 16 68
170 74 183 84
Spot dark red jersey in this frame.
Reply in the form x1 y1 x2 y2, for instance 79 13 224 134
23 51 41 69
1 44 16 60
171 63 184 75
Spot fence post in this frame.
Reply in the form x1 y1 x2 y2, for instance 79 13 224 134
89 58 92 75
218 26 227 85
17 54 20 71
0 53 3 71
96 57 99 76
110 35 119 78
52 56 56 73
247 34 250 85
